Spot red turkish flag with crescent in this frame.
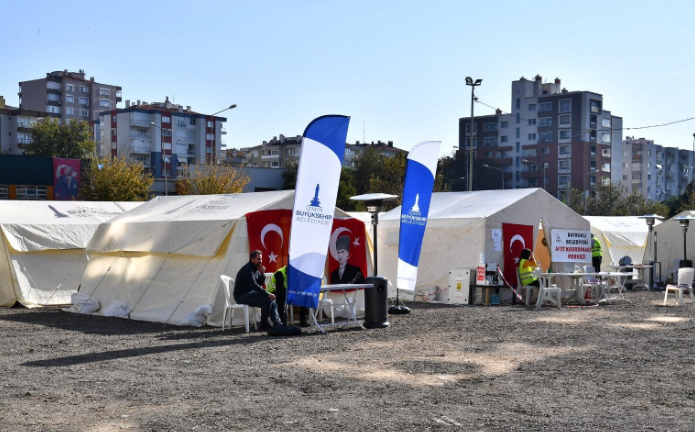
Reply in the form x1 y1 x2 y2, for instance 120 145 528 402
246 209 292 273
326 217 368 284
502 223 535 287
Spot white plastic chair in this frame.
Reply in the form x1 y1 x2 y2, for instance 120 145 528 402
516 267 536 306
532 267 561 310
220 275 258 332
663 267 695 306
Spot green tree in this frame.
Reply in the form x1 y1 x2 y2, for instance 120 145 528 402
281 160 298 190
26 118 95 158
81 157 153 201
666 180 695 217
176 162 250 195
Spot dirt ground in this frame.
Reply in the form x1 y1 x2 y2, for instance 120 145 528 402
2 290 695 432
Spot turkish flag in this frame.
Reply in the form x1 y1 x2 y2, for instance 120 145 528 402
326 217 368 285
246 209 292 273
502 223 535 287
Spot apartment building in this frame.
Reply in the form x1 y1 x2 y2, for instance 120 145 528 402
0 104 49 155
459 75 623 199
620 137 695 202
19 70 122 123
97 97 226 182
242 135 403 168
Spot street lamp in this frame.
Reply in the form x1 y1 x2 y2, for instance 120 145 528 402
211 104 237 117
208 104 237 162
673 215 695 268
638 214 665 290
150 121 170 196
482 164 504 190
465 76 482 192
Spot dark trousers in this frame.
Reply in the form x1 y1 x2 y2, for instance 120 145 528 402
274 285 309 325
592 256 602 272
235 291 281 326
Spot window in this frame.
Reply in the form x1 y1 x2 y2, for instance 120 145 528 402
516 142 520 151
66 107 74 115
483 137 497 146
176 118 187 127
65 84 74 92
47 93 60 102
206 133 215 140
539 132 553 142
207 120 214 128
516 98 520 109
632 173 641 181
539 117 552 126
539 102 552 111
465 123 477 134
66 95 74 103
559 144 571 156
16 185 47 200
559 114 571 125
99 100 110 108
559 160 570 170
590 100 602 113
110 128 116 137
602 133 611 143
186 131 195 139
602 163 611 172
485 151 493 157
137 128 147 136
162 130 172 137
162 116 171 124
590 145 597 156
80 109 89 117
590 130 597 141
47 106 61 114
542 147 550 154
99 88 110 96
528 119 536 126
602 148 610 157
528 133 536 141
483 122 497 132
79 85 88 93
79 97 88 106
558 175 570 186
465 137 477 148
500 135 508 143
271 161 280 168
602 118 611 128
189 118 196 126
559 99 571 113
516 115 520 124
515 128 520 138
501 121 508 128
528 104 536 112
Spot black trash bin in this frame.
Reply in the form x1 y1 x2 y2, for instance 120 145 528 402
364 276 390 329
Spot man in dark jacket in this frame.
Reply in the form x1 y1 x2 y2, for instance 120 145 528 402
234 250 282 330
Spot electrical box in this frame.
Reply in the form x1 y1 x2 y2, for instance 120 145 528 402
448 269 471 304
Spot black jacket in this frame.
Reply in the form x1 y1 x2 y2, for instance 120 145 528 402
233 261 267 299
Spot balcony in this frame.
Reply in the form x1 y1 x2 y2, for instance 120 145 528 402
261 153 281 160
46 99 62 106
116 89 122 102
17 138 33 147
46 87 61 94
129 114 152 127
17 123 32 131
221 127 227 135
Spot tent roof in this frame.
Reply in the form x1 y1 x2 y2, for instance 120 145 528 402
87 191 296 256
381 189 540 221
0 201 142 252
584 216 661 233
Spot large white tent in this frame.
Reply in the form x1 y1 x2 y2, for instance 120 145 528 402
376 188 589 298
584 216 659 266
76 191 366 326
649 211 695 276
0 201 142 307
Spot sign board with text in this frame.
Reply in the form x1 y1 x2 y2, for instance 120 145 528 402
550 229 592 263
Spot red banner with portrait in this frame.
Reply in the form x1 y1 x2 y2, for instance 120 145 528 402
53 157 81 200
502 223 535 288
246 209 292 274
326 217 368 285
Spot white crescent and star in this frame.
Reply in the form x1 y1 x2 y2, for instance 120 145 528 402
260 223 284 263
329 227 352 260
510 234 526 264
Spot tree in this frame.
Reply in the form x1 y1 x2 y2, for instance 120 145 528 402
281 160 298 190
176 162 250 195
80 157 153 201
666 180 695 217
26 118 95 158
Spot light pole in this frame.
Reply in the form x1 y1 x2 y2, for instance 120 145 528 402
208 104 237 163
638 214 664 290
482 164 504 190
150 121 169 196
465 77 482 192
673 215 695 268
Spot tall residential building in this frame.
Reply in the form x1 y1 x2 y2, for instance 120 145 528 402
620 137 695 202
97 98 226 184
242 135 403 169
19 70 122 123
459 75 623 200
0 104 48 155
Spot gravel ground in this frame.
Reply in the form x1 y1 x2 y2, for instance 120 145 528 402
1 290 695 431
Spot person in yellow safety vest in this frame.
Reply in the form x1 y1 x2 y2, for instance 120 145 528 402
518 248 540 287
266 266 310 328
591 233 602 272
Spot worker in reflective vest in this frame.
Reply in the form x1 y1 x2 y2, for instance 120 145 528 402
267 266 310 327
591 234 602 272
518 248 540 287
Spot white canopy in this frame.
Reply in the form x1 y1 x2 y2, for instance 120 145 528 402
0 201 142 307
377 188 588 297
77 191 368 326
584 216 659 266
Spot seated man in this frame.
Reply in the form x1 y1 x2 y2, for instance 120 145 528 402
234 250 282 330
267 265 310 328
518 248 540 287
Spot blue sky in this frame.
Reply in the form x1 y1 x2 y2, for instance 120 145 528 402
2 0 694 156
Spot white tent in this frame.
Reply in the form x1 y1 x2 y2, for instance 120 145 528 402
0 201 143 307
377 188 589 298
76 191 366 326
649 211 695 276
584 216 659 266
